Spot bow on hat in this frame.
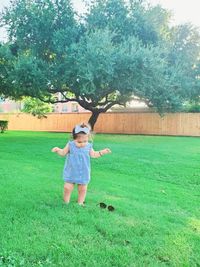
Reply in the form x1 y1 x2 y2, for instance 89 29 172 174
74 125 90 134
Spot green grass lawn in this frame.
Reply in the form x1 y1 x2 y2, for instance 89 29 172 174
0 131 199 267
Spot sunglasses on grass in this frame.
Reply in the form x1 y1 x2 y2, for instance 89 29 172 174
97 202 115 212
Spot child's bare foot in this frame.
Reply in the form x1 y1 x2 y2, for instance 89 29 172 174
78 202 85 207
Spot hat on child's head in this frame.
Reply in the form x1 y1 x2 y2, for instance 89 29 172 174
72 123 92 140
74 124 90 134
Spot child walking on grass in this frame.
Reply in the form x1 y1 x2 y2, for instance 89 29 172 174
51 123 111 206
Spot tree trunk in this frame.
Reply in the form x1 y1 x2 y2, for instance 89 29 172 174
88 110 101 130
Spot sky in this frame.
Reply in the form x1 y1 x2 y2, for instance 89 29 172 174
150 0 200 27
0 0 200 41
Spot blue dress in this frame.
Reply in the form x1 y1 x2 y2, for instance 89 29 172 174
63 141 93 185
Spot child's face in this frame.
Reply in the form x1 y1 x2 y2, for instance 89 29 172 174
74 134 89 148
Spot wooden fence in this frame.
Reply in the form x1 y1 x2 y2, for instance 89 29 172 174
0 112 200 136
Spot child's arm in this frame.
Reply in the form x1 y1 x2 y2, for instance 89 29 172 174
51 143 69 157
90 148 111 158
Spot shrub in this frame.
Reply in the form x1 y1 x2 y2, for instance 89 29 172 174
183 102 200 113
0 120 8 133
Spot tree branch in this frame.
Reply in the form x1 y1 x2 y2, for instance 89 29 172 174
38 95 77 104
102 101 124 112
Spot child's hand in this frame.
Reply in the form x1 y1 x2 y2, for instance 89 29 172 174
101 148 112 155
51 147 59 153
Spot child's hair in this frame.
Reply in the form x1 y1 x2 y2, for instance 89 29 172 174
72 122 92 140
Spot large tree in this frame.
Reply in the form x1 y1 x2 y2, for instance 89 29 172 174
1 0 200 128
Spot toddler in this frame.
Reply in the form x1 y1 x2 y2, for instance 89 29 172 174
52 123 111 206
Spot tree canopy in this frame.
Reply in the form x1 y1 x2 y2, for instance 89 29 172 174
0 0 200 128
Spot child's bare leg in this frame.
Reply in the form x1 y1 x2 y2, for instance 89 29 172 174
63 182 74 203
77 184 88 205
